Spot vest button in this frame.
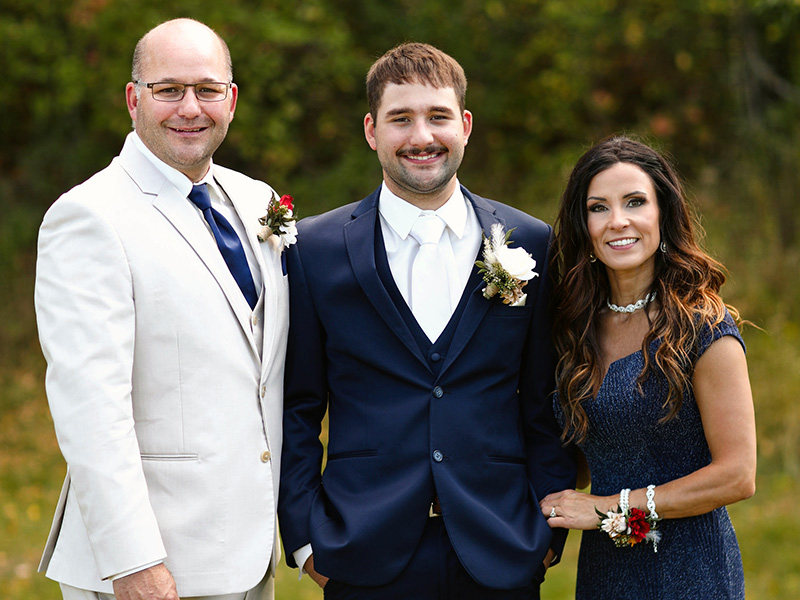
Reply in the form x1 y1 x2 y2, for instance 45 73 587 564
430 352 441 362
260 451 271 463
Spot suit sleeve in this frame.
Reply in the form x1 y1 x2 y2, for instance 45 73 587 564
518 226 577 561
277 237 329 567
35 196 166 579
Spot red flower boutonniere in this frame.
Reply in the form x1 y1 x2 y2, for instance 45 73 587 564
257 192 297 252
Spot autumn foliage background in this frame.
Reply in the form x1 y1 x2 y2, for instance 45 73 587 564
2 1 799 598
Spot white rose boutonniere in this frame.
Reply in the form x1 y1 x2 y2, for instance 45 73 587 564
475 223 538 306
257 192 297 252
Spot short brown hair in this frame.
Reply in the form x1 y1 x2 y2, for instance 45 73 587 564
366 42 467 117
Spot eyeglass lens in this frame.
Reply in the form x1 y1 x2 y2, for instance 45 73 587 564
150 82 229 102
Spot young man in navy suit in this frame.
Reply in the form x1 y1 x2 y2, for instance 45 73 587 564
278 43 576 599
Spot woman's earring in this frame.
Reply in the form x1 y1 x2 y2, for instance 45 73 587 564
660 241 667 254
589 252 597 263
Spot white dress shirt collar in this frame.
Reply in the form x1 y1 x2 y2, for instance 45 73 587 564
130 131 221 198
378 181 469 239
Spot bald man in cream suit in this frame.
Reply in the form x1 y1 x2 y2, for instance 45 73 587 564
34 19 288 600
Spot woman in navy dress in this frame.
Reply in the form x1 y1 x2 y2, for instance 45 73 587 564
540 136 756 599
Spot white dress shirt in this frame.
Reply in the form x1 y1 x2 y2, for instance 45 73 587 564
378 181 481 317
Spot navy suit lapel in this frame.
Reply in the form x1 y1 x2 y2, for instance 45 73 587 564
344 190 428 367
439 189 506 377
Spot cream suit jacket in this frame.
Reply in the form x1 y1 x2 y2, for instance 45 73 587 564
34 133 289 596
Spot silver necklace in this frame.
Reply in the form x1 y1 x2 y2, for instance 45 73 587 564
606 291 656 314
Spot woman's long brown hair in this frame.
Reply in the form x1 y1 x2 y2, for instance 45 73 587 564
551 136 738 444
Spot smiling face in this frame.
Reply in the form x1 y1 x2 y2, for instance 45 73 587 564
364 81 472 210
586 162 661 281
125 20 237 182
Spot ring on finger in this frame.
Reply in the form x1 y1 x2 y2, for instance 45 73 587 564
549 506 557 518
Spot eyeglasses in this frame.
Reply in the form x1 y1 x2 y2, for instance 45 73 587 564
135 81 231 102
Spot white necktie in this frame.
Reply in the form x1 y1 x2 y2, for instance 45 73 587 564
409 214 451 341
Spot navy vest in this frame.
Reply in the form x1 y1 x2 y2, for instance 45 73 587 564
374 221 478 378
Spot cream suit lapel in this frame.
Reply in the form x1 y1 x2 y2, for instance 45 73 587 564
117 139 261 360
213 169 285 370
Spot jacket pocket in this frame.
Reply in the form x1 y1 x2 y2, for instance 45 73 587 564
140 453 199 461
326 449 378 461
487 455 527 465
489 300 533 318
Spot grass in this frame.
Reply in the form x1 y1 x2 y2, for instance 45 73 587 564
3 332 799 599
2 209 799 599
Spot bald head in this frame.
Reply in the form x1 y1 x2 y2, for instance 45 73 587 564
132 18 232 86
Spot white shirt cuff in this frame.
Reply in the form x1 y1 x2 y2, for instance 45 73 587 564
293 544 313 580
109 560 163 581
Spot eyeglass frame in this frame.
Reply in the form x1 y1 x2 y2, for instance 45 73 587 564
133 80 233 102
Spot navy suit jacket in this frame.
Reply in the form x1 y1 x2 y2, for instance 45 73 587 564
278 186 576 590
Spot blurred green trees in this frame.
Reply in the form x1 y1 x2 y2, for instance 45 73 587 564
1 0 798 232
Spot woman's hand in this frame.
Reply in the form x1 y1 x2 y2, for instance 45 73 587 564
540 489 615 530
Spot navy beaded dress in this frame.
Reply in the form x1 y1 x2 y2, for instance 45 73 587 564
554 310 746 599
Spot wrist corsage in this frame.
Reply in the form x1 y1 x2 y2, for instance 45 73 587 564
475 223 538 307
596 487 661 552
257 192 297 252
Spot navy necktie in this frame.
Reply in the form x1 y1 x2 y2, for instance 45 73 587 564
188 184 258 309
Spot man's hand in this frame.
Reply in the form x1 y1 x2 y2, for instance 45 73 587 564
112 563 179 600
543 548 557 570
304 555 330 589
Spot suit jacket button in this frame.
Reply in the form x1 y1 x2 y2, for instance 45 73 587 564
432 450 444 462
261 451 271 463
260 385 267 398
433 386 444 399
